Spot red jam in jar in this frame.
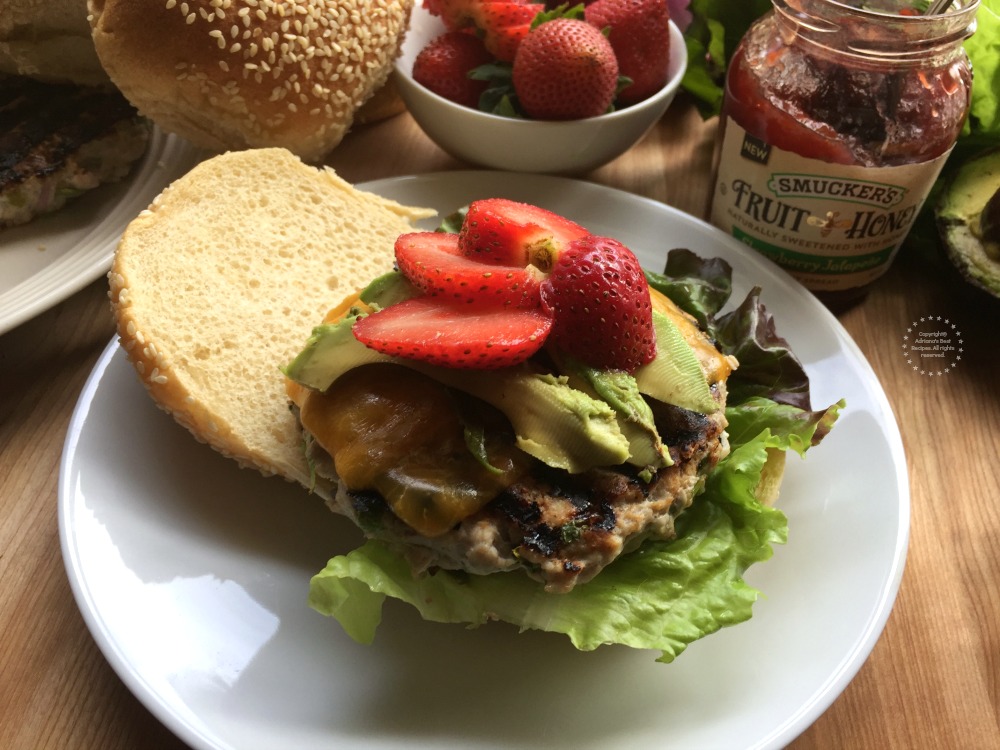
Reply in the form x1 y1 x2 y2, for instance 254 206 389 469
710 0 978 308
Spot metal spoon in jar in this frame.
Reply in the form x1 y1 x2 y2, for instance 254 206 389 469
926 0 956 13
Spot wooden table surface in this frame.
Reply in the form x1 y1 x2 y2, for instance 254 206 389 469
2 98 998 749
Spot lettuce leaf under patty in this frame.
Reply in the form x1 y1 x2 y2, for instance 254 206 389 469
309 426 790 663
307 250 843 662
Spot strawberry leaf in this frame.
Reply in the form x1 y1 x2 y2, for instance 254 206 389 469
615 75 634 98
468 61 513 83
532 2 586 28
490 93 523 118
469 61 522 115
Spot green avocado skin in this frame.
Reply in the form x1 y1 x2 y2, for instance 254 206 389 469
283 272 718 474
936 147 1000 297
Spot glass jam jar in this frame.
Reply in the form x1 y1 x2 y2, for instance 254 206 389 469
709 0 978 309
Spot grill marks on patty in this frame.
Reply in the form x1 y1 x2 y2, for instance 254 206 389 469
332 389 729 593
0 75 150 228
0 76 139 185
493 469 618 563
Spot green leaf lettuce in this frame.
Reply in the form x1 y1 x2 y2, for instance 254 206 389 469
309 427 790 663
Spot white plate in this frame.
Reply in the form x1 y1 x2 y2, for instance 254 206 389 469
59 172 909 750
0 128 203 335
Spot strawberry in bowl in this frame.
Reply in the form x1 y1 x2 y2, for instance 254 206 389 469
392 2 688 173
415 0 672 116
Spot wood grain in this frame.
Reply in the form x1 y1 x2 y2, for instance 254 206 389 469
1 100 998 750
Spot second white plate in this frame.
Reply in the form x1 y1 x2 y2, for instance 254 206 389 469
60 171 909 750
0 127 203 335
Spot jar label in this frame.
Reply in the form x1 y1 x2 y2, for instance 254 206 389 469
710 120 950 293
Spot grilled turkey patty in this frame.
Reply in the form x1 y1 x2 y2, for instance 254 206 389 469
308 383 730 594
0 75 151 229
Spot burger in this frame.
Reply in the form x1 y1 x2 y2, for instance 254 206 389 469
110 148 841 662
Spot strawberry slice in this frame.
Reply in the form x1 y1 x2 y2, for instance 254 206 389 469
540 234 656 372
477 2 543 61
423 0 542 61
395 231 542 308
353 296 553 369
423 0 479 30
458 198 589 271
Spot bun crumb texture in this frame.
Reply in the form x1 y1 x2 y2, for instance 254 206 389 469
88 0 414 160
109 148 434 488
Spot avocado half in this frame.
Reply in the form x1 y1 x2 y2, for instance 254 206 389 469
936 147 1000 298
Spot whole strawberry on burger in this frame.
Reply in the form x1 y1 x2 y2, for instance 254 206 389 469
283 198 842 661
412 0 673 119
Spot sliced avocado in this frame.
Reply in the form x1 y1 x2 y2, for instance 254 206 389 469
936 147 1000 298
561 359 671 471
634 310 719 414
420 367 631 473
359 270 419 309
285 321 630 474
283 317 392 391
283 272 417 389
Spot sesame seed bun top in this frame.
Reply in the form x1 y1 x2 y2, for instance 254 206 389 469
87 0 414 161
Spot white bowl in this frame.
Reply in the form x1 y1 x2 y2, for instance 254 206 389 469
394 6 688 174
